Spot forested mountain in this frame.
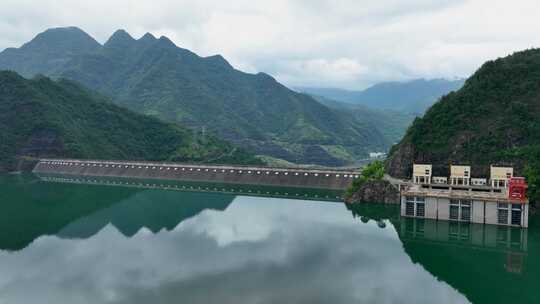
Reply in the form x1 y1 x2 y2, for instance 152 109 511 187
0 27 389 166
311 95 416 144
0 71 259 173
385 49 540 202
298 78 465 114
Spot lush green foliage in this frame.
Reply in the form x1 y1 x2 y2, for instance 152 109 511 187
345 161 385 198
0 27 388 166
0 71 261 172
503 145 540 204
388 49 540 203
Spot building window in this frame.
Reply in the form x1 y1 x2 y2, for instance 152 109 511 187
450 199 459 220
511 204 522 226
405 196 426 218
498 209 509 224
497 203 522 226
461 200 471 222
416 201 425 217
406 202 415 216
449 199 472 222
450 205 459 220
498 203 509 225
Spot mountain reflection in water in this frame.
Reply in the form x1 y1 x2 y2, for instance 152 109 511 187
0 174 537 304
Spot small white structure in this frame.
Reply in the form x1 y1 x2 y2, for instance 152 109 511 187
413 164 432 185
369 152 386 159
491 166 513 188
450 165 471 186
432 176 448 184
471 178 487 186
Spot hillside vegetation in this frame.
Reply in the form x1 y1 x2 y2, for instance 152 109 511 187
312 95 416 144
386 49 540 203
0 71 260 172
0 27 389 166
345 161 384 198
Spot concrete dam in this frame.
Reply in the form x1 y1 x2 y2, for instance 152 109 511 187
33 159 360 190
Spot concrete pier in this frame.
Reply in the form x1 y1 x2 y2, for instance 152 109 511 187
33 159 360 190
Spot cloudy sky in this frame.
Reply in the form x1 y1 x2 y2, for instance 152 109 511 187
1 0 540 89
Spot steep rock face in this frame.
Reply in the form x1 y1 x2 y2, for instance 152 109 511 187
386 49 540 180
385 142 415 179
345 180 400 204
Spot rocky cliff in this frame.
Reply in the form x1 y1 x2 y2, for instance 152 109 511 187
345 180 400 204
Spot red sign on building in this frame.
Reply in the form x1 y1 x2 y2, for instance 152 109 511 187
508 177 528 202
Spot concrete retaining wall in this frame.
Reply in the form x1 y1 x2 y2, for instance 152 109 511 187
33 159 359 190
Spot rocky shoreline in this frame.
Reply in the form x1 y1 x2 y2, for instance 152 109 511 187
345 180 400 204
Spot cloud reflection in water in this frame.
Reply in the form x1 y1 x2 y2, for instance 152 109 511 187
0 196 469 304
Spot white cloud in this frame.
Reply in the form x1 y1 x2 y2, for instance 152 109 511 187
270 58 369 88
1 0 540 89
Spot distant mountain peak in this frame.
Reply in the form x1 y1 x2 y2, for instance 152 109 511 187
26 26 99 48
298 78 466 114
0 26 101 78
105 29 136 47
140 32 157 42
256 72 276 81
204 54 233 69
157 36 176 47
43 26 86 34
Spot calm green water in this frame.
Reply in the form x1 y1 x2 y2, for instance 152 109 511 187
0 174 539 304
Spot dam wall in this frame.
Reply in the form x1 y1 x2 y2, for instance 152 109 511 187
33 159 359 190
36 175 345 201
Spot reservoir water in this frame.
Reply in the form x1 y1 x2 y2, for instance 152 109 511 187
0 174 538 303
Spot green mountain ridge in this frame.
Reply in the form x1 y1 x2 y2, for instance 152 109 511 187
385 49 540 203
0 27 389 166
0 27 101 78
0 71 259 173
297 78 465 114
311 94 417 145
